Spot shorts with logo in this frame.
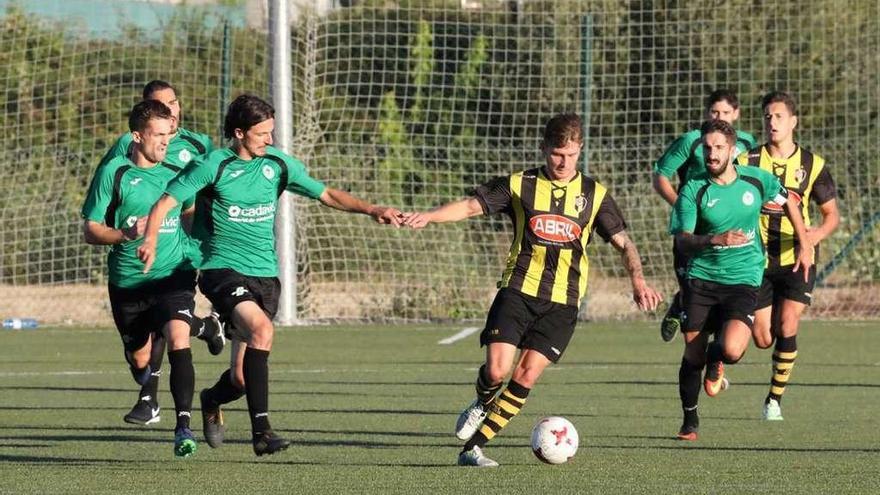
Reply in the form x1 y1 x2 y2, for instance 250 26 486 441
757 264 816 308
108 270 197 353
672 239 690 290
199 268 280 341
682 278 757 333
480 288 579 363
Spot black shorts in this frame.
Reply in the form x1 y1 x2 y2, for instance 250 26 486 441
480 288 579 363
109 270 197 353
199 268 280 339
682 278 757 333
757 265 816 308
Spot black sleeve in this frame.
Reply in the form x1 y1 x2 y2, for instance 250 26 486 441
593 193 627 242
472 176 512 215
811 167 837 205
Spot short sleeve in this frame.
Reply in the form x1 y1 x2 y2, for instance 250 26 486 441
669 184 698 234
166 155 217 203
653 132 696 179
283 155 326 199
593 194 627 242
81 164 116 224
811 167 837 204
472 176 511 215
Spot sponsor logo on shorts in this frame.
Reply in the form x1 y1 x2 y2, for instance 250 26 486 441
230 286 249 297
529 214 582 243
227 203 276 223
489 328 500 336
550 346 561 356
747 314 755 323
177 309 192 318
804 292 812 300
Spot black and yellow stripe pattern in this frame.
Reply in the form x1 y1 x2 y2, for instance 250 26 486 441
769 349 798 402
477 386 528 443
739 145 828 267
500 168 607 307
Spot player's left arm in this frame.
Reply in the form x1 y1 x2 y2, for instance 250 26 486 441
596 194 662 311
805 167 840 246
319 188 403 226
778 190 814 280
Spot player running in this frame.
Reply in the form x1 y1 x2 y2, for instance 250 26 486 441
402 113 662 467
138 94 404 456
82 100 202 457
670 119 812 441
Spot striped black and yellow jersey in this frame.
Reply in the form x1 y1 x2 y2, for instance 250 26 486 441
737 144 837 267
473 167 626 307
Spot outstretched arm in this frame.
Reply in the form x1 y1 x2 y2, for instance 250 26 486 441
137 194 179 273
401 197 484 229
319 188 403 226
608 230 662 311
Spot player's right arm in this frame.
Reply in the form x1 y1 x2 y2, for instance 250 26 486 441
652 132 695 206
669 181 747 254
138 156 216 272
402 175 509 229
81 159 144 245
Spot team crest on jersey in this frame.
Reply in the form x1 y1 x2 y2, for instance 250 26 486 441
794 167 807 184
262 165 275 180
742 191 754 206
178 149 192 163
529 214 582 243
574 194 587 213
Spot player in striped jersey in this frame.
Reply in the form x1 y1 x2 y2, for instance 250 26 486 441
737 91 839 421
652 89 757 342
403 113 662 467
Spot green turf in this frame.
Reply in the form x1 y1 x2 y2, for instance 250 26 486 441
1 321 879 494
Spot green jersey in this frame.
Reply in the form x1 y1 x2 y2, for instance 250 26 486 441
653 128 757 187
166 146 327 277
82 156 190 288
97 126 213 170
669 165 788 287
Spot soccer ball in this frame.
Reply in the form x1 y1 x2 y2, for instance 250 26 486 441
530 416 579 464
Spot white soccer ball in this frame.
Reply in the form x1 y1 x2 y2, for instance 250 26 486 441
530 416 579 464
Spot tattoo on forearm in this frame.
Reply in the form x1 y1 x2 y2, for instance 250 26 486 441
612 232 644 279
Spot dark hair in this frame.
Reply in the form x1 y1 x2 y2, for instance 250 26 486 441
142 80 176 100
706 89 740 110
761 90 797 115
700 119 736 145
223 94 275 139
128 99 173 133
542 113 583 148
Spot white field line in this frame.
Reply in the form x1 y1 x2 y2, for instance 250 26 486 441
437 326 480 345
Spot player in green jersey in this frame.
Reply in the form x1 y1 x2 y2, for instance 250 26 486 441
81 100 203 457
739 91 840 421
90 80 224 428
138 94 404 456
669 119 813 441
652 89 758 342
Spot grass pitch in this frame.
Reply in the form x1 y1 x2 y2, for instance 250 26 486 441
1 321 878 494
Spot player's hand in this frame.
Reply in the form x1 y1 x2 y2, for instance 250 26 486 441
137 239 157 273
121 216 147 241
370 206 404 227
401 212 431 229
805 226 823 246
712 229 749 247
632 279 663 312
792 242 815 283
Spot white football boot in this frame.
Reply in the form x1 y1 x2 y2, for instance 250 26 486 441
455 399 487 440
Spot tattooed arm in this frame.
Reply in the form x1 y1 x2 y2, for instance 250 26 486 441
608 230 663 311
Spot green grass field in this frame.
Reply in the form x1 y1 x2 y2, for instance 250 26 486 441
1 321 879 494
